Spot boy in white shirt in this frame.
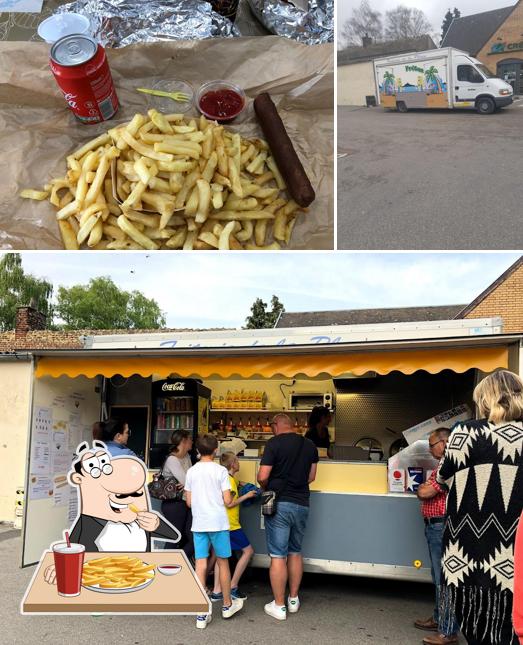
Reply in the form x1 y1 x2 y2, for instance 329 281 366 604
185 433 244 629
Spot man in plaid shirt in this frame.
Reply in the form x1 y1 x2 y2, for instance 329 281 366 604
415 428 459 645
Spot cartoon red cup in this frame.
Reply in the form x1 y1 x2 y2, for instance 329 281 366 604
52 542 85 596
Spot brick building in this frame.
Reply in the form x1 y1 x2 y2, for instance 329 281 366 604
0 305 208 352
442 1 523 94
457 256 523 333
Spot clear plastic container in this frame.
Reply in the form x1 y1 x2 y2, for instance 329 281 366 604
196 80 246 123
146 79 194 114
38 14 91 44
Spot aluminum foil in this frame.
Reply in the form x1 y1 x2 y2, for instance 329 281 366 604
56 0 240 48
247 0 333 44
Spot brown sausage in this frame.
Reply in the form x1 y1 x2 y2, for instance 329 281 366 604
253 92 315 208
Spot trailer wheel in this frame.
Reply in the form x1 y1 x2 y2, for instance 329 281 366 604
476 97 495 115
397 101 408 113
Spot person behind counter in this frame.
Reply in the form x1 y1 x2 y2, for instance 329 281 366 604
415 428 459 645
305 406 332 457
101 418 136 457
92 421 105 441
161 429 194 559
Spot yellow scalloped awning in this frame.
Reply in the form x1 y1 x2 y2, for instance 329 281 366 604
35 346 508 379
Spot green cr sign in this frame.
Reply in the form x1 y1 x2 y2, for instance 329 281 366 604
405 65 424 73
489 41 523 55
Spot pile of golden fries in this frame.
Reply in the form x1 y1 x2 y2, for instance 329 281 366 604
82 556 155 589
20 109 304 250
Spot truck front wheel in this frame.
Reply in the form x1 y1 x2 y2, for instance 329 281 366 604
397 102 408 113
476 97 495 115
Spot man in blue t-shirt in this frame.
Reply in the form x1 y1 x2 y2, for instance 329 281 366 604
102 419 136 457
257 413 318 621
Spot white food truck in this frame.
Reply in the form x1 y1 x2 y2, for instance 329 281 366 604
374 47 513 114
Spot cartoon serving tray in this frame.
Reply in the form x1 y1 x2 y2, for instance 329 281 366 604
21 440 209 615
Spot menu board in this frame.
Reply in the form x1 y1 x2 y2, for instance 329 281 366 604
23 375 100 567
28 408 74 508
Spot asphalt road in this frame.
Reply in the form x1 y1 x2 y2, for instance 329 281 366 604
0 524 439 645
337 101 523 249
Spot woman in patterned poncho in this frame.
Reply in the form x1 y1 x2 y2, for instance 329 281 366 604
437 370 523 645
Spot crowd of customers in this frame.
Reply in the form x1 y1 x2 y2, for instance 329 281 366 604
91 369 523 641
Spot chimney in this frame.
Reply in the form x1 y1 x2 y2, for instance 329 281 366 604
15 304 46 341
362 34 373 47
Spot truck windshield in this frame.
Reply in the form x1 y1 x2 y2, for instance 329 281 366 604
476 64 496 79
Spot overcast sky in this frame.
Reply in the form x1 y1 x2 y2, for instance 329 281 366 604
337 0 515 41
8 252 521 329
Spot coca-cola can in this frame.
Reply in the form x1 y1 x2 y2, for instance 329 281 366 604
50 34 119 124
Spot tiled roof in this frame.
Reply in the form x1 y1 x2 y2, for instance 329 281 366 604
276 306 467 328
441 4 515 55
0 328 212 353
338 35 437 66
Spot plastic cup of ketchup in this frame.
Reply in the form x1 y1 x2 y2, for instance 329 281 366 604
196 80 246 123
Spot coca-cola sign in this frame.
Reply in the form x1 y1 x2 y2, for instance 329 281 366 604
162 382 185 392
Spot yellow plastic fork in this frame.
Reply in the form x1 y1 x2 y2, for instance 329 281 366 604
136 87 191 102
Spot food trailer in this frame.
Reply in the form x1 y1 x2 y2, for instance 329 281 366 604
20 318 523 584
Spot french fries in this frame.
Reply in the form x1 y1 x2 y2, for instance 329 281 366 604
82 556 155 589
21 109 305 249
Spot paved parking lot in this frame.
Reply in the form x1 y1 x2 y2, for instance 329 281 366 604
337 102 523 249
1 524 437 644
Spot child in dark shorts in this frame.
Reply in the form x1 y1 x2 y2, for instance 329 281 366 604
210 452 256 601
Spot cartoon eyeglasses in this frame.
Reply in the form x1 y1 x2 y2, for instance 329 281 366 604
82 453 113 478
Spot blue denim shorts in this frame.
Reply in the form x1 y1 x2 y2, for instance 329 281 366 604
265 501 309 558
193 530 232 560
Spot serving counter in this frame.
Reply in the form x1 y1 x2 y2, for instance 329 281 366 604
148 458 430 581
236 458 431 582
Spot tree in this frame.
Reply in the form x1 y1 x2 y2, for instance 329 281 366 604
441 7 460 43
55 276 166 329
245 295 285 329
384 6 432 41
425 66 442 93
0 253 53 331
340 0 383 47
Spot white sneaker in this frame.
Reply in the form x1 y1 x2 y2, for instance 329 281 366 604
287 596 300 613
196 613 212 629
222 598 244 619
264 600 287 621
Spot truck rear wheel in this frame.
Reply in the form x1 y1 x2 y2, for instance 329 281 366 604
397 101 408 113
476 97 495 115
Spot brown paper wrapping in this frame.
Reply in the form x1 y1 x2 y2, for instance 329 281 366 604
0 36 333 249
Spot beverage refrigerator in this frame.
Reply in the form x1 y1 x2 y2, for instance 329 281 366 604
149 378 211 468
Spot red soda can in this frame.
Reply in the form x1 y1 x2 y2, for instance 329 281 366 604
50 34 119 124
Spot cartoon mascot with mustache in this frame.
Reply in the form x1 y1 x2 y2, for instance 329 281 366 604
44 440 180 584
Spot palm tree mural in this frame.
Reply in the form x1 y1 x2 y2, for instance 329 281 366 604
425 66 443 94
383 71 395 95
